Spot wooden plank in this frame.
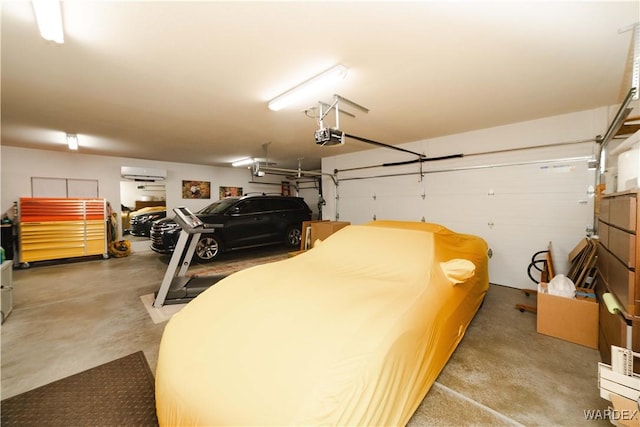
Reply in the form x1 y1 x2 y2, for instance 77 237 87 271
568 241 592 282
569 238 589 263
576 248 597 288
546 242 555 279
616 124 640 136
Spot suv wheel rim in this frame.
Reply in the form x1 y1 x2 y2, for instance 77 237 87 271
196 237 219 260
288 228 301 245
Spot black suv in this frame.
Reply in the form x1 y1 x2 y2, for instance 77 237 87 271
128 209 166 237
150 195 312 262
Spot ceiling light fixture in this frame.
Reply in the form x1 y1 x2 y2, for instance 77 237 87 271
231 158 255 167
268 64 348 111
32 0 64 44
67 133 78 150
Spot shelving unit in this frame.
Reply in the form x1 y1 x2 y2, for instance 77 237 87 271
18 198 108 265
596 190 640 370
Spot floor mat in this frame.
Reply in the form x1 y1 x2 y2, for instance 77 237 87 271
0 351 158 427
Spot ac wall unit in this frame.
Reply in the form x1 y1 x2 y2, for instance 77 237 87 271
121 166 167 181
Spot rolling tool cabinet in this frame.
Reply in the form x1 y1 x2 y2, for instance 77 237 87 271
18 197 108 265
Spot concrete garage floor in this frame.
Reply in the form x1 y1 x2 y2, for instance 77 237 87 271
1 243 611 426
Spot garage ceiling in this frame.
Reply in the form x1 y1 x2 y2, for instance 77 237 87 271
1 1 638 170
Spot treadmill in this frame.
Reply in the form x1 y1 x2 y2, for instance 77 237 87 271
153 206 226 307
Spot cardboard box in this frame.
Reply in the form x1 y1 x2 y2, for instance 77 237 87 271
300 220 328 250
299 221 351 251
310 221 350 246
610 394 640 427
536 283 598 349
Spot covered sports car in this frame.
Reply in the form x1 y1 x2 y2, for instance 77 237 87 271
155 220 489 426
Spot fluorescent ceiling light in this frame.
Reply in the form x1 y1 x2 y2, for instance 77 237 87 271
268 64 348 111
32 0 64 44
231 158 254 167
67 133 78 150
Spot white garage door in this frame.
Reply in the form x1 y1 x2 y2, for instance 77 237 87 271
332 149 595 289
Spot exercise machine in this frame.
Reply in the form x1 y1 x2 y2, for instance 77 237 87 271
153 207 226 307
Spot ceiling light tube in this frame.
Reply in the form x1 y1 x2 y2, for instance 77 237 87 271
32 0 64 44
231 158 254 167
268 64 348 111
67 133 78 150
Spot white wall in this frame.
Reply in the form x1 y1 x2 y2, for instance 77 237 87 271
321 107 617 289
1 147 321 237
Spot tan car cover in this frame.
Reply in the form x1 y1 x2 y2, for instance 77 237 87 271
155 220 489 426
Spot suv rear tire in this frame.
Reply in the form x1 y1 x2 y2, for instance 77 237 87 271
285 225 302 248
195 235 222 262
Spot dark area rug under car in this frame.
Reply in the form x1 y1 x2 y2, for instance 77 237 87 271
0 351 159 427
